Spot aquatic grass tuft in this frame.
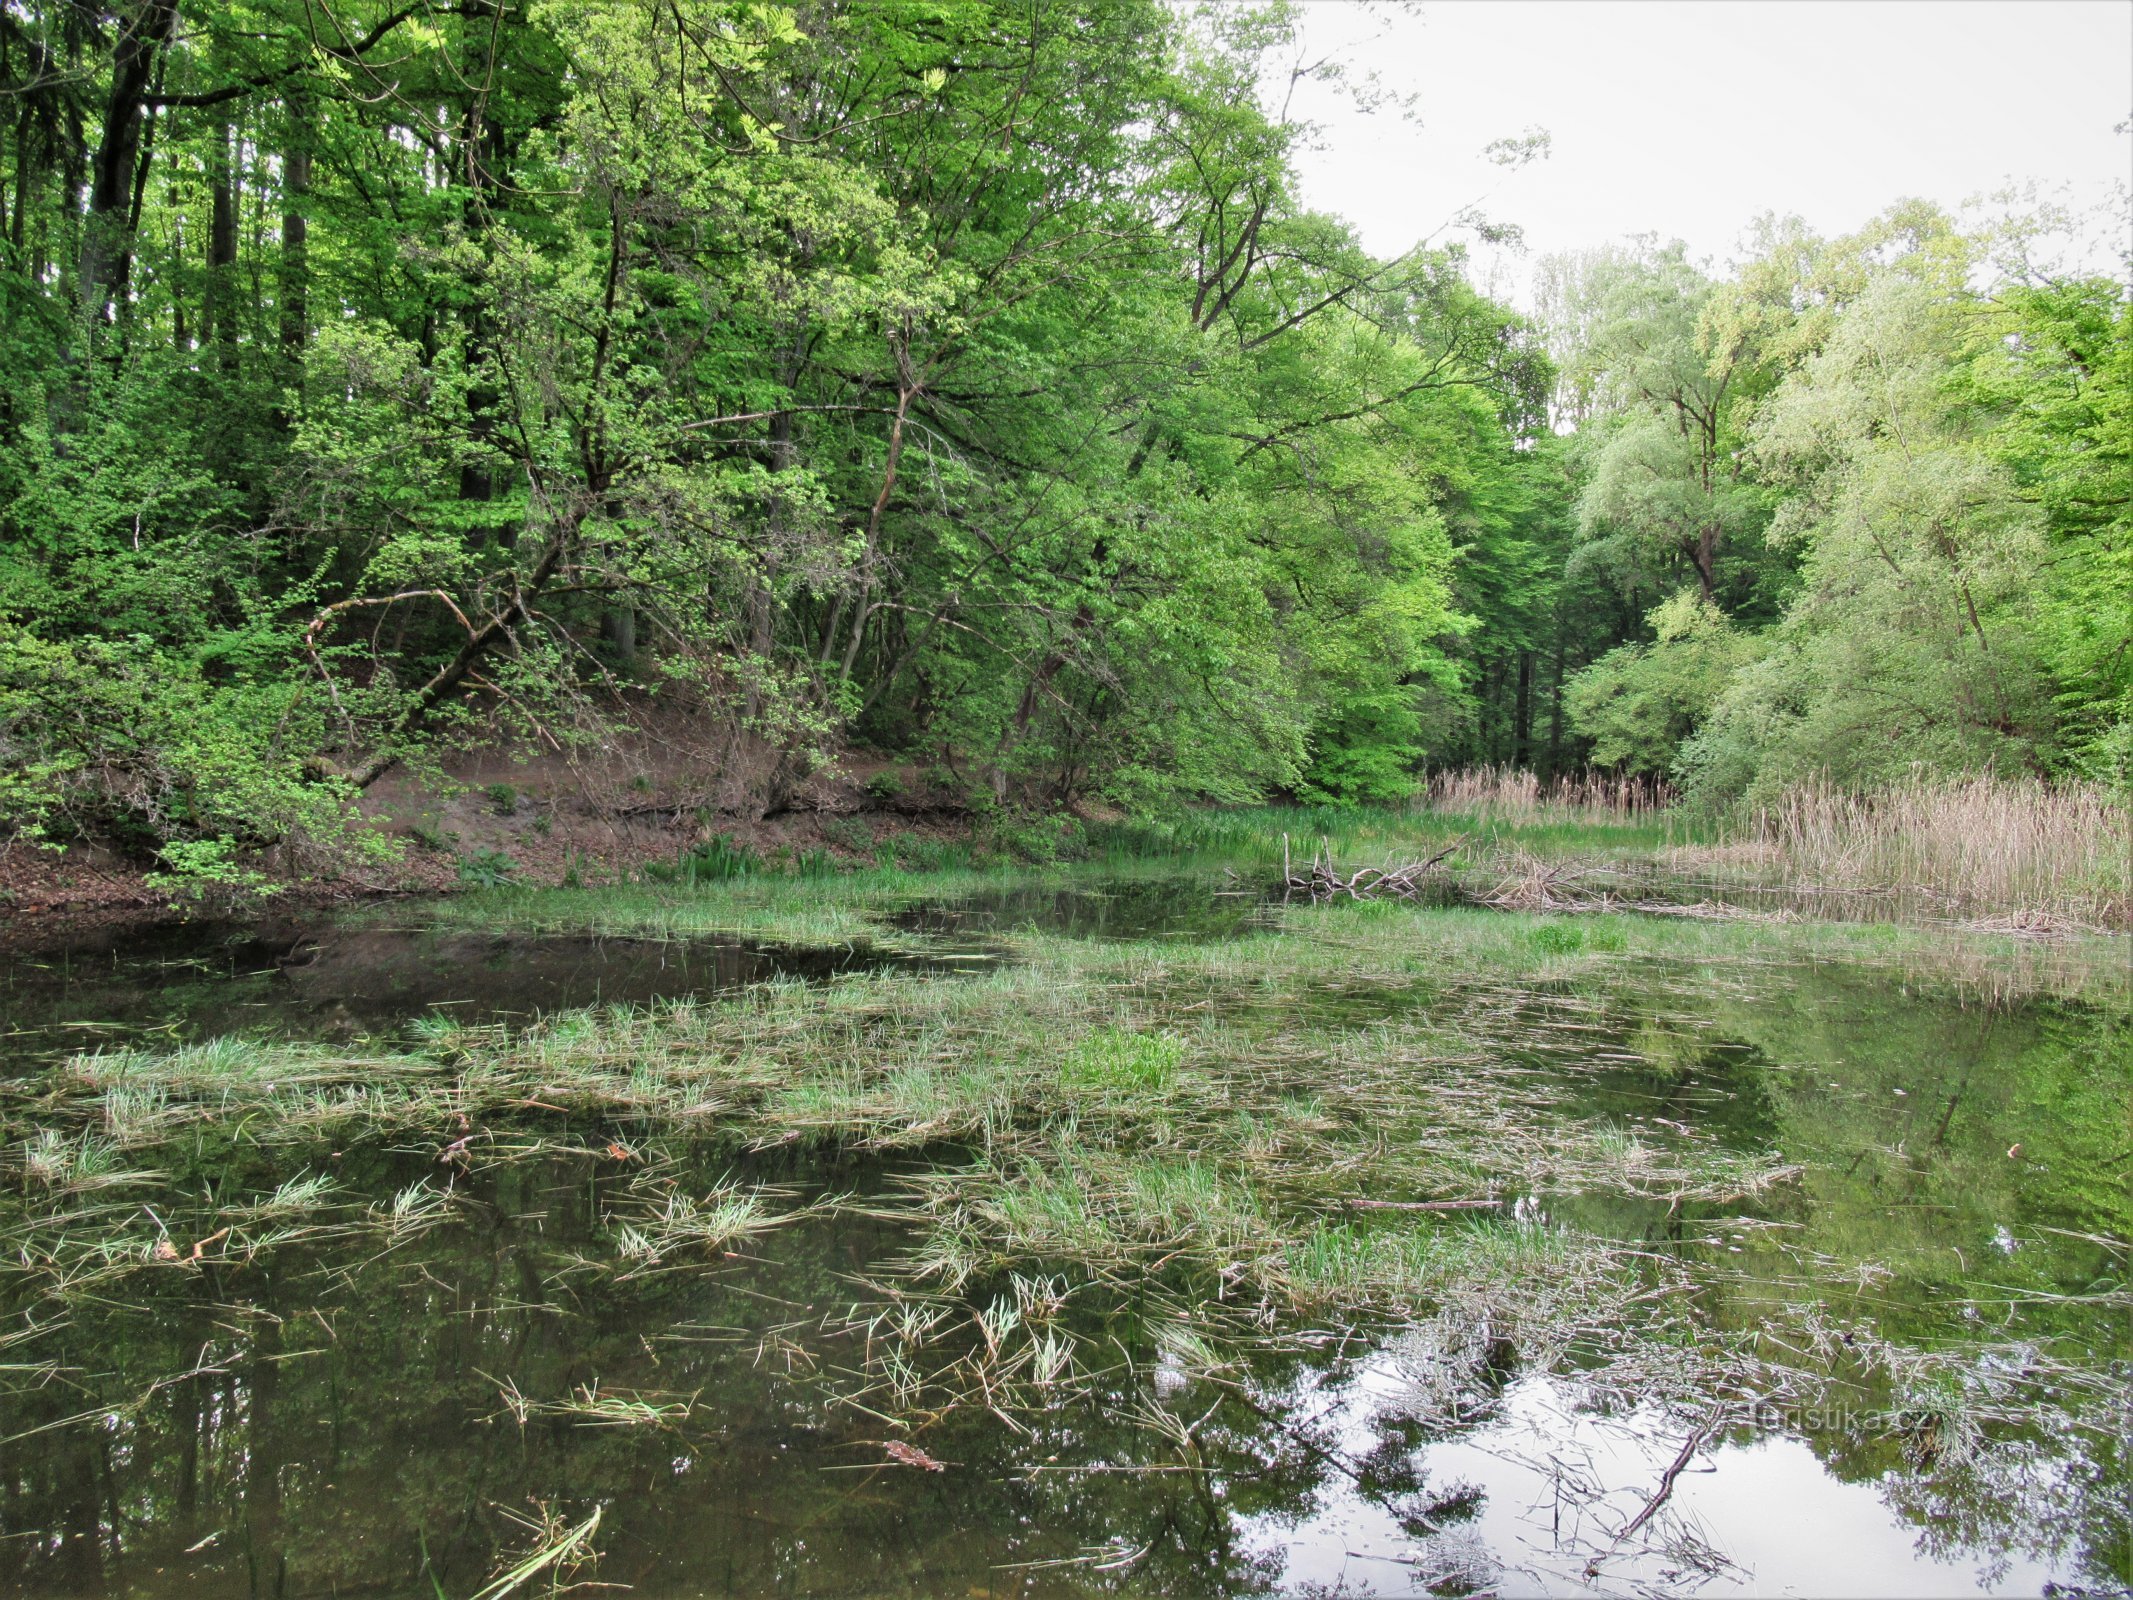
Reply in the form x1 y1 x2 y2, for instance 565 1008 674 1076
1059 1027 1182 1091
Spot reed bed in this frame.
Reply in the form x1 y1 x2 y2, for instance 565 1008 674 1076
1424 764 1676 818
1709 773 2132 929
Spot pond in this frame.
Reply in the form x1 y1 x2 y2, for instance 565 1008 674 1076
1 879 2125 1598
0 916 965 1071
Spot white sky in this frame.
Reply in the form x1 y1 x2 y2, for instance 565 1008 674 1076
1284 0 2133 305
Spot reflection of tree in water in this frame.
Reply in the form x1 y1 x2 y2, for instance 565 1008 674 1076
1655 967 2133 1593
0 918 913 1072
3 1146 1420 1598
1884 1428 2131 1592
4 958 2126 1596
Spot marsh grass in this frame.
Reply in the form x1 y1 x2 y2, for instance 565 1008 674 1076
470 1504 604 1600
1059 1027 1182 1091
1425 764 1675 818
5 885 2126 1512
1720 773 2132 929
8 912 1873 1322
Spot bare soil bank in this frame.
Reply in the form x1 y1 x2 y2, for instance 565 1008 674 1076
1 734 980 921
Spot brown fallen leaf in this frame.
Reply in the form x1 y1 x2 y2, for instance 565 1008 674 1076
883 1439 946 1471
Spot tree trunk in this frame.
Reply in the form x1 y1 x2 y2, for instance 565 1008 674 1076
170 210 188 351
77 0 176 339
1547 628 1566 773
115 64 164 337
205 118 239 360
1513 649 1534 766
346 530 576 788
279 97 311 357
241 1309 286 1600
1693 524 1718 601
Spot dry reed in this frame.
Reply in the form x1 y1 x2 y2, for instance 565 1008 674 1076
1722 774 2131 930
1424 764 1675 819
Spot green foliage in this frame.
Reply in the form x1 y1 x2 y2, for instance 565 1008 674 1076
0 0 1568 854
0 624 379 861
1681 250 2061 804
1299 691 1431 806
456 849 521 889
145 837 282 901
984 813 1090 865
1565 591 1760 777
1971 276 2133 781
0 0 2121 865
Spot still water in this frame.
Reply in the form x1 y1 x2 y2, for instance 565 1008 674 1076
0 885 2125 1597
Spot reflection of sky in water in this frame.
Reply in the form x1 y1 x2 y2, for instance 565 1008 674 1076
2 888 2123 1595
1242 1358 2073 1598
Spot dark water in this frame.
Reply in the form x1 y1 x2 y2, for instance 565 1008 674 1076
0 916 938 1071
897 872 1467 944
1 888 2127 1597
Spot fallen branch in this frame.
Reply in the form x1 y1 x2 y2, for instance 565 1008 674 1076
1583 1407 1722 1578
1281 833 1464 903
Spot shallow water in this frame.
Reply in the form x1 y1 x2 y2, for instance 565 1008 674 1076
0 915 942 1070
896 872 1291 941
1 883 2126 1597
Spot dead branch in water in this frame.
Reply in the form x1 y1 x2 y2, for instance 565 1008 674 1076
1582 1407 1723 1579
1282 833 1463 903
1477 852 1610 912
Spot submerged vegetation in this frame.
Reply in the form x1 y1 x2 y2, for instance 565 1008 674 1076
3 865 2128 1590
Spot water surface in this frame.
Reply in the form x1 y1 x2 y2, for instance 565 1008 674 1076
1 883 2125 1597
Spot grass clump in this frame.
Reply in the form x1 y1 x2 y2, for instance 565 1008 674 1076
1059 1027 1182 1091
1285 1217 1581 1309
457 848 520 888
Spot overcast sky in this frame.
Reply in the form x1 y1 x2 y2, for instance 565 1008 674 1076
1283 0 2133 305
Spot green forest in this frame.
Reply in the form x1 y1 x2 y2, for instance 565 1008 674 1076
2 8 2130 1590
1 0 2127 884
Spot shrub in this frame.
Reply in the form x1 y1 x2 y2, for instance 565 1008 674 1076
987 813 1089 864
1564 591 1760 778
457 848 520 888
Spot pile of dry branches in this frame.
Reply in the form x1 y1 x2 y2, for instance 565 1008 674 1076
1281 834 1463 902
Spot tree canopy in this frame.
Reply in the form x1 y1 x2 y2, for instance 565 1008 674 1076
0 1 2124 877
